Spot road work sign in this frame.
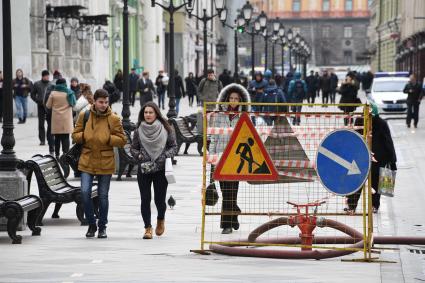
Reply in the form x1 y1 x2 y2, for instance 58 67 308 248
316 129 371 196
213 112 278 181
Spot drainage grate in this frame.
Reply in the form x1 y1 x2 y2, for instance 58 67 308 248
408 249 425 254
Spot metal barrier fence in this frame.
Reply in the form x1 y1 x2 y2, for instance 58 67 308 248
196 102 374 260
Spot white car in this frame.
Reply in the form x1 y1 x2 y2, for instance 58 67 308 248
367 76 409 116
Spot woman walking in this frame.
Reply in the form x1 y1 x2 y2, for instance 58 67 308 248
185 72 197 107
130 102 177 239
209 83 250 234
12 69 32 124
338 73 359 126
46 78 76 159
73 83 94 123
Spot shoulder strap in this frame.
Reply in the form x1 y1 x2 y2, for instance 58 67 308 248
83 110 90 130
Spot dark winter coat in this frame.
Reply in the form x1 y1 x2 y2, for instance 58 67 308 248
320 75 332 93
261 84 287 112
185 77 197 96
113 74 123 92
129 73 140 92
137 78 155 105
31 80 51 105
171 75 185 99
403 82 423 104
338 83 359 113
306 75 318 93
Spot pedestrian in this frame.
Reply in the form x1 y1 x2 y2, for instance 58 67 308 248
129 68 139 107
155 70 166 110
314 72 321 98
264 69 273 84
171 70 185 115
330 71 338 104
338 73 360 126
72 89 127 238
305 70 317 104
73 83 94 123
130 101 177 239
113 69 124 96
12 68 32 124
320 70 331 105
185 72 197 107
248 71 268 113
284 72 293 94
46 78 76 160
102 80 121 106
403 74 423 128
346 103 397 214
31 70 52 145
44 70 62 155
288 72 307 125
0 71 3 123
261 79 287 125
209 83 250 234
70 77 81 99
137 71 155 107
198 69 223 111
219 69 233 87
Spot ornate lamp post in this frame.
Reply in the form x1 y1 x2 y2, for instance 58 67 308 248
279 27 286 75
287 28 294 72
271 18 281 75
187 0 227 78
151 0 194 118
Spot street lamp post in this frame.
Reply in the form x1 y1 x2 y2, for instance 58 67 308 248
222 13 244 81
121 0 133 130
0 0 17 171
187 0 226 78
152 0 194 118
278 26 286 75
270 18 280 75
287 28 294 72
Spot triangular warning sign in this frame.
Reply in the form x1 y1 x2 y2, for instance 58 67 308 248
213 112 278 181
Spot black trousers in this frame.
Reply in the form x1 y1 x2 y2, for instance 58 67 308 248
130 91 137 106
137 170 168 228
307 91 316 104
46 114 55 153
37 105 47 143
219 181 240 229
54 134 70 157
406 102 420 127
0 92 3 120
322 91 330 104
347 162 381 210
330 90 337 104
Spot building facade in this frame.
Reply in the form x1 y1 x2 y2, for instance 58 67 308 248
250 0 371 67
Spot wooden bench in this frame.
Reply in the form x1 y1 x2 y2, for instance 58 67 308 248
117 130 138 181
24 155 98 226
0 195 42 244
169 117 203 156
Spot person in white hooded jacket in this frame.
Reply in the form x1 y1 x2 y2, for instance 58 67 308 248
73 83 93 123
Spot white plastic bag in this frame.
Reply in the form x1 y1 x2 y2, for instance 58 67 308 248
378 164 396 197
165 158 176 184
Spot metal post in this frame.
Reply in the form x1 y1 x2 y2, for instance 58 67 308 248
264 35 268 71
0 0 18 171
281 45 285 75
167 6 177 118
203 9 208 77
271 41 275 76
377 31 382 72
289 47 292 72
121 0 132 129
234 27 239 80
251 28 255 80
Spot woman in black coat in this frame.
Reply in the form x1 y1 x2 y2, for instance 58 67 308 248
338 74 359 125
185 72 197 107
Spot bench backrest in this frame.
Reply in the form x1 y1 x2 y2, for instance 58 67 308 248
123 130 133 156
172 118 194 138
26 155 68 193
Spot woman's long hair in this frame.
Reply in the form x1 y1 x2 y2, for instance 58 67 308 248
80 83 94 104
137 101 173 133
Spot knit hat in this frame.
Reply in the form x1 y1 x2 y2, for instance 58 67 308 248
370 102 379 117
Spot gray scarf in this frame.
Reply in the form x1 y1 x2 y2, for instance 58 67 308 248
138 120 168 161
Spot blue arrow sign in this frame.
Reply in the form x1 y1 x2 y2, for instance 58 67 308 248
316 129 371 196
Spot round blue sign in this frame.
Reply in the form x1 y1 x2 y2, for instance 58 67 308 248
316 129 371 196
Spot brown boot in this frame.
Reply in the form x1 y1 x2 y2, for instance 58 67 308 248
143 227 153 239
155 219 165 236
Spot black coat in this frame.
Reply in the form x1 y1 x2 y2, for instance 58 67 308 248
137 78 155 105
372 116 397 168
403 82 423 104
320 75 332 93
113 75 123 92
169 75 185 99
129 73 139 92
185 77 197 96
338 83 359 113
306 75 317 93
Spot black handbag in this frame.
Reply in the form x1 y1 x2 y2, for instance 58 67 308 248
205 165 219 206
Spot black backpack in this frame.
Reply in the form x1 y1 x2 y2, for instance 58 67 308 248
294 80 305 101
103 81 121 104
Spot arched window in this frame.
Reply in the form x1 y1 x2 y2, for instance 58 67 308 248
345 0 353 11
293 0 301 12
323 0 330 11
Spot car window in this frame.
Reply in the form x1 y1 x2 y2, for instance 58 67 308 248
372 80 407 92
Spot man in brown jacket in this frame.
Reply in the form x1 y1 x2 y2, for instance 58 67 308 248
72 89 127 238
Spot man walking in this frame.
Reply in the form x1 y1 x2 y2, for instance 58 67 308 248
31 70 52 146
403 74 424 128
138 71 155 107
320 70 331 105
72 89 127 239
288 72 307 125
44 70 62 155
129 68 139 107
198 69 223 111
155 70 166 110
305 70 317 104
330 71 338 104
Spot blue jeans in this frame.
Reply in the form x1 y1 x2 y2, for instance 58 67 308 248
176 98 181 115
80 173 111 229
14 95 28 120
157 91 165 109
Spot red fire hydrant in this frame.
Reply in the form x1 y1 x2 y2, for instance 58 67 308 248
287 201 326 251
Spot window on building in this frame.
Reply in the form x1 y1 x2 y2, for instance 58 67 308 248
344 50 353 65
323 0 330 11
345 0 353 11
293 0 301 12
322 26 330 38
344 26 353 38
